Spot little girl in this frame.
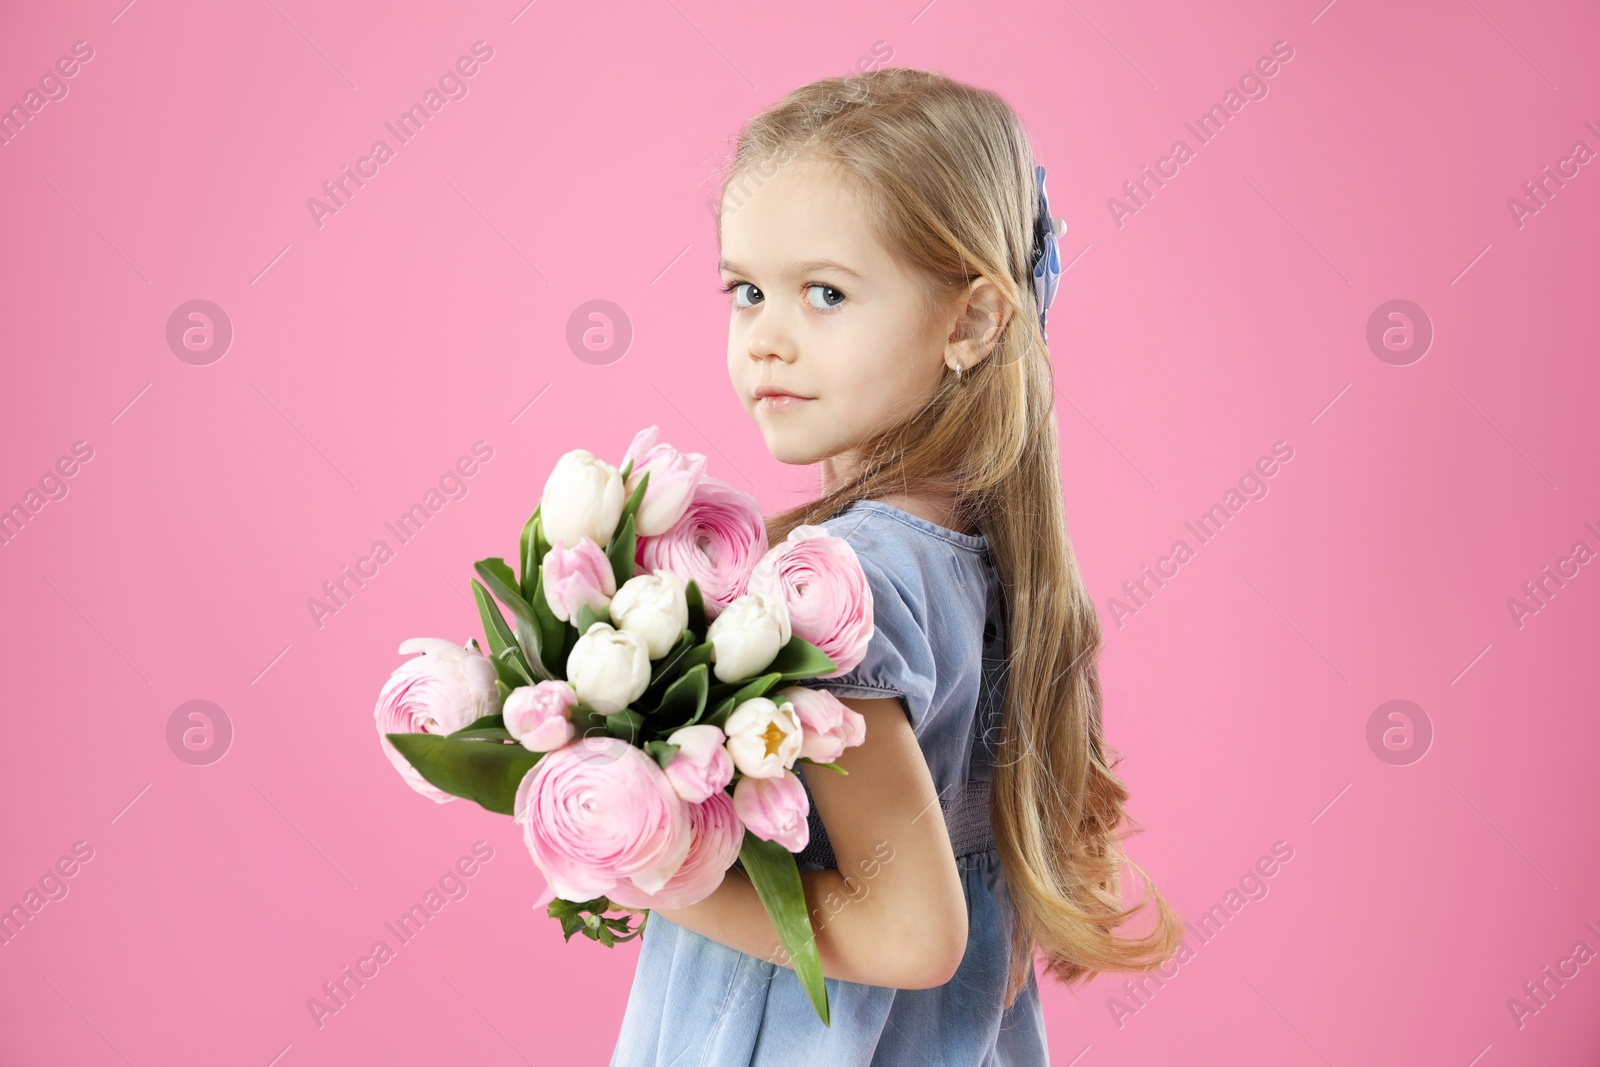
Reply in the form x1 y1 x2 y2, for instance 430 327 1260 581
610 67 1182 1065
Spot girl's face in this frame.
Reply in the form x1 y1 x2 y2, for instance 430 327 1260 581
718 155 951 469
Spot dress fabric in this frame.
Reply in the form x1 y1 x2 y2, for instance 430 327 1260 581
609 500 1050 1066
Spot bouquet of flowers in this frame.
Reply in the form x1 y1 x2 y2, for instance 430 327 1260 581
372 426 874 1024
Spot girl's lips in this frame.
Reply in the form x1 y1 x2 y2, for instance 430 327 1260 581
756 394 812 411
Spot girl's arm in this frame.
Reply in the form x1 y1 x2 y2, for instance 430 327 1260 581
649 695 969 989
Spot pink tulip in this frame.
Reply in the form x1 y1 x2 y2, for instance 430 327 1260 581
503 680 579 752
636 476 766 621
779 686 867 764
375 637 501 804
732 770 810 853
745 525 873 677
606 792 745 910
661 724 735 803
619 426 709 537
540 536 617 623
514 741 692 903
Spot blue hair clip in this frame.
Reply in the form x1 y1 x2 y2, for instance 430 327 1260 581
1031 164 1063 341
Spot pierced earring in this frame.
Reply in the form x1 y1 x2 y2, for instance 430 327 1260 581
953 360 963 380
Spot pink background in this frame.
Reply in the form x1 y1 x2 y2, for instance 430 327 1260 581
3 0 1598 1063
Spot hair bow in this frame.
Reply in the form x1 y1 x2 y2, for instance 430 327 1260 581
1031 164 1064 341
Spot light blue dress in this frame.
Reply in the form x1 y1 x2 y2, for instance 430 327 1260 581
610 500 1050 1066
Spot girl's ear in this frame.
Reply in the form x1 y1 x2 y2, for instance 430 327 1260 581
943 277 1011 375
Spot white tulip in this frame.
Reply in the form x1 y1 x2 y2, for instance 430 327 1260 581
609 571 689 659
540 449 626 553
564 621 652 715
706 591 791 682
722 696 803 778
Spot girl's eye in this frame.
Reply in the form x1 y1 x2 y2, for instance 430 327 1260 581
805 284 846 311
722 281 762 309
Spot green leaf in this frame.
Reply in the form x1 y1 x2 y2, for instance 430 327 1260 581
739 831 830 1026
495 645 535 687
605 708 645 744
796 757 848 776
619 457 634 482
656 662 709 724
476 558 534 623
473 579 531 690
684 579 707 638
765 636 838 681
646 630 695 687
449 727 517 742
703 672 783 730
449 713 505 736
518 506 542 597
477 557 551 680
644 740 681 769
384 732 540 815
575 601 609 638
606 511 639 591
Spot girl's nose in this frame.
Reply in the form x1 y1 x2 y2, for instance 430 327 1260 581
747 321 798 364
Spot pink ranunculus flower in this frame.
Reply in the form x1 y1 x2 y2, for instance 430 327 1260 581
620 425 709 537
745 525 873 677
541 536 617 623
661 724 735 803
606 791 745 910
778 686 867 764
503 680 578 752
375 637 501 804
636 476 766 621
514 741 693 904
732 769 810 852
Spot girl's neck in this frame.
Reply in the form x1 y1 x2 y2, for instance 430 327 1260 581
819 453 975 537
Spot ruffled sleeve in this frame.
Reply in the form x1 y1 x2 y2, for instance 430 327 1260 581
792 549 937 729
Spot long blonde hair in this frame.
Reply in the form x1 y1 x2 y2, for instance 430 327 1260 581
715 67 1183 1006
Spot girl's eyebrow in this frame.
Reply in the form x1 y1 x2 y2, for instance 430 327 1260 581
717 257 863 279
